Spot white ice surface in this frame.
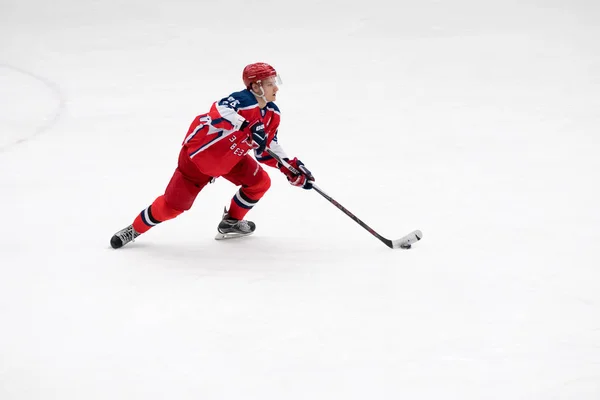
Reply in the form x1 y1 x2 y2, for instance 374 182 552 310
1 1 600 399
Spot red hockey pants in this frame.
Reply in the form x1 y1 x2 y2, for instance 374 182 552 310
132 147 271 234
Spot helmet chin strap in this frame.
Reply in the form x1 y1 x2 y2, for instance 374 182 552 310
250 82 267 102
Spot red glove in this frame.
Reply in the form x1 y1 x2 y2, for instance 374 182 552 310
279 157 314 189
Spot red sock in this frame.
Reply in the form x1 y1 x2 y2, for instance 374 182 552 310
132 195 183 234
228 188 261 220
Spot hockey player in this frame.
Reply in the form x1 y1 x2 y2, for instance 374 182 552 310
110 62 314 249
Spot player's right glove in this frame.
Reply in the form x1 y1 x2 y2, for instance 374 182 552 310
279 157 314 190
241 120 267 153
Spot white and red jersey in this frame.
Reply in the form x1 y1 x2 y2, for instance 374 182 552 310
182 89 288 177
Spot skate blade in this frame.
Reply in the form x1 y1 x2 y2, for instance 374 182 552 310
214 231 254 240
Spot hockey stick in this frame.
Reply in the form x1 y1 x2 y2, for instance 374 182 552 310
265 148 422 249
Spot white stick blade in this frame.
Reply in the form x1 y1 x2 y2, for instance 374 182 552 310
391 230 423 249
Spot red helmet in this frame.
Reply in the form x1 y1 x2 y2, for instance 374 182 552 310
242 62 277 88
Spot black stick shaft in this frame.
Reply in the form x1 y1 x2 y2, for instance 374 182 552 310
266 149 393 248
309 184 392 248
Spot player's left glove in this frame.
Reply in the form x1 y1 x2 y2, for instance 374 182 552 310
241 119 267 153
279 157 314 190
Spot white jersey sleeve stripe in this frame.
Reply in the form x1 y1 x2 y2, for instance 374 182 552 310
215 104 248 131
268 139 288 160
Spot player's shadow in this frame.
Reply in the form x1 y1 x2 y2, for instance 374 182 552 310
126 235 369 273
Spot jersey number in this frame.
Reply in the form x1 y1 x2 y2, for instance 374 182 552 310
229 135 248 156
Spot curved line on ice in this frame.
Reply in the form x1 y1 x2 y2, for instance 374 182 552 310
0 63 66 154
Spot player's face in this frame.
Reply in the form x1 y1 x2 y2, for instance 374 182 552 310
260 76 279 102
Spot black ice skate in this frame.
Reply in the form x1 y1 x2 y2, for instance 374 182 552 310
110 224 140 249
215 208 256 240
